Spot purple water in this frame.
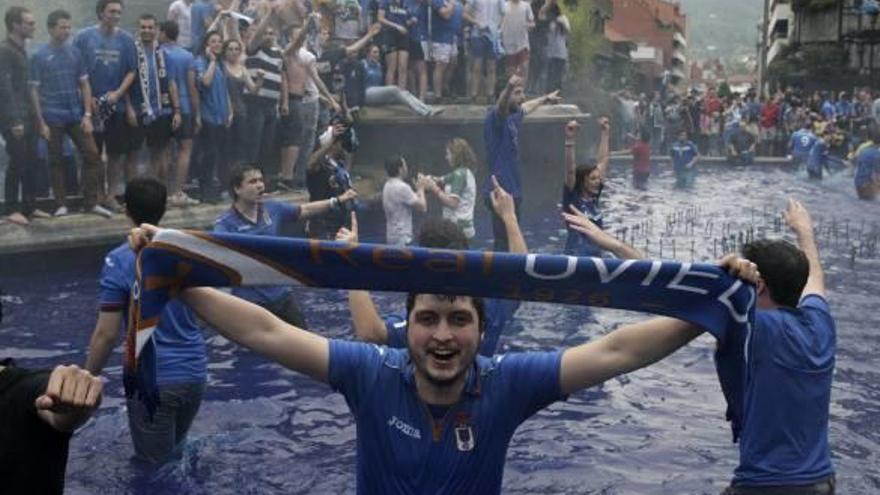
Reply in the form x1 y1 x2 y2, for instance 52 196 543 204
2 163 878 494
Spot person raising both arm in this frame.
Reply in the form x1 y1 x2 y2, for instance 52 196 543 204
483 72 560 251
126 222 759 495
561 116 611 257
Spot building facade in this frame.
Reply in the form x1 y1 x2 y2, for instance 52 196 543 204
605 0 689 93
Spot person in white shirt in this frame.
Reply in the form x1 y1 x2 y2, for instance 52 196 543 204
382 156 429 245
167 0 195 50
500 0 534 81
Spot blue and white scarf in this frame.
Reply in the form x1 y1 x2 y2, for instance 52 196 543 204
126 230 754 440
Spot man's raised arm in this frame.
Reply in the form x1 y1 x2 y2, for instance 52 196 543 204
558 255 758 395
181 287 330 382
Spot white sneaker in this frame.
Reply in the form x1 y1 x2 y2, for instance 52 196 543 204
53 206 69 217
169 192 200 207
90 204 113 219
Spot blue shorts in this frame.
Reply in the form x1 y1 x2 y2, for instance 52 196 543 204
469 34 496 59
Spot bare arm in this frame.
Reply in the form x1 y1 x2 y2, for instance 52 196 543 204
201 58 219 86
563 120 577 190
300 189 358 219
521 90 559 115
334 213 391 344
489 176 527 253
181 287 330 382
348 291 389 343
562 206 645 259
344 23 382 57
495 75 519 118
559 317 702 394
84 312 123 375
784 199 825 298
595 118 611 179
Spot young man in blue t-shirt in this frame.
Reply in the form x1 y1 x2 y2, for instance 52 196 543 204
854 141 880 200
74 0 137 210
483 72 559 250
669 128 699 189
137 222 757 494
214 164 358 327
159 20 201 207
29 9 110 219
722 199 835 495
788 123 816 168
84 178 207 465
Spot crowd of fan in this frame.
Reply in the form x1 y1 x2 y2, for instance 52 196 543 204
0 0 572 227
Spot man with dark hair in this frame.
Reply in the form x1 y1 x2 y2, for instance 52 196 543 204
84 178 207 465
381 155 429 246
159 19 201 206
0 359 103 494
30 9 110 218
74 0 137 211
484 73 559 250
723 199 836 495
213 164 357 327
132 14 181 181
0 6 46 225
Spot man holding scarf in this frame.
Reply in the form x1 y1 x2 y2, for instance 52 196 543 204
131 14 181 183
127 206 760 494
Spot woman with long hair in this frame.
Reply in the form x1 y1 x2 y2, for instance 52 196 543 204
426 137 478 238
562 117 611 256
193 30 232 202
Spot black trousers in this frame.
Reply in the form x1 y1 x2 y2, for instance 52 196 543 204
2 126 37 215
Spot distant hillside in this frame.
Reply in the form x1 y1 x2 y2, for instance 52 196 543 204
678 0 763 60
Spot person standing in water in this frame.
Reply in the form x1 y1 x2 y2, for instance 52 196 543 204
561 116 610 257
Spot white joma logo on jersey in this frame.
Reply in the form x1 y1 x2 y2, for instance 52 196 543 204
388 416 421 440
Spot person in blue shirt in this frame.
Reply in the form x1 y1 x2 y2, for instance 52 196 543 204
74 0 137 211
483 72 559 251
854 139 880 201
214 164 358 327
669 128 699 189
561 116 623 257
29 9 109 219
125 216 759 495
723 199 835 495
190 0 217 54
788 123 816 168
193 30 231 202
346 178 523 357
159 20 202 207
807 131 830 180
84 178 207 465
131 15 182 184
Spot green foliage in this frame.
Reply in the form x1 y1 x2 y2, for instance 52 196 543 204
563 0 599 77
717 81 732 98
